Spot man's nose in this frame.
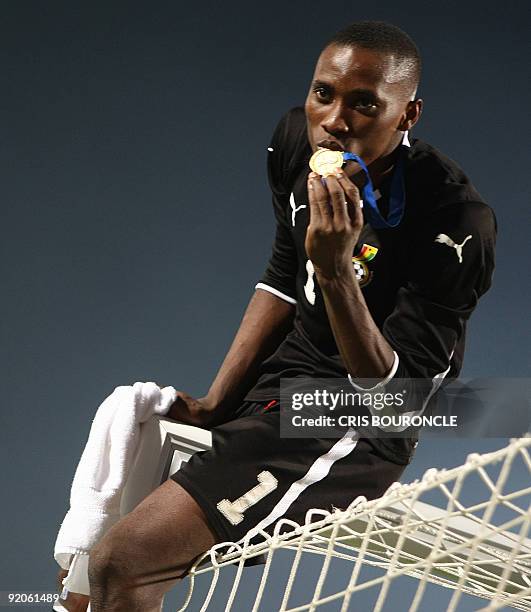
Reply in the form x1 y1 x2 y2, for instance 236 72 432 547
321 104 350 137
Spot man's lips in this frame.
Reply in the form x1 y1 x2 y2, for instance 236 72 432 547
314 139 367 184
316 139 346 152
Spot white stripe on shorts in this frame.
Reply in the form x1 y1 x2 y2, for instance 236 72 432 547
243 428 360 541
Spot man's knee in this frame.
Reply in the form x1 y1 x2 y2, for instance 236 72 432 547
88 480 218 593
87 526 165 588
87 511 198 587
88 533 168 612
88 534 130 588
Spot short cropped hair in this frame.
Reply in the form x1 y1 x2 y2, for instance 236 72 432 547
326 21 421 93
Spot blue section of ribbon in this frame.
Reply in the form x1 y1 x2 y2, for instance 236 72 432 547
342 150 406 229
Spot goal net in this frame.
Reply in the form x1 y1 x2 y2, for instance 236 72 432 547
175 435 530 612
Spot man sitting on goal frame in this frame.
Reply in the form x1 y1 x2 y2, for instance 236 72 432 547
58 20 496 612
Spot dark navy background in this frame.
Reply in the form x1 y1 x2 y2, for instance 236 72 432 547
2 2 529 610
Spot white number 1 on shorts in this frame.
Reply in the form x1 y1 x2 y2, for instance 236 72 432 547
217 471 278 525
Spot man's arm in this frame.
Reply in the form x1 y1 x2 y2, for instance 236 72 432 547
318 267 395 379
306 169 496 388
305 169 394 381
168 289 294 426
170 111 300 426
204 289 295 414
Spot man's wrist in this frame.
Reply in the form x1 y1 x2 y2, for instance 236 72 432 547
199 393 220 412
315 264 358 292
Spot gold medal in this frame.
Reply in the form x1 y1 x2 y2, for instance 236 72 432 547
309 148 344 177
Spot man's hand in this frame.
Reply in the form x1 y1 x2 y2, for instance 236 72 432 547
304 168 395 381
166 391 218 428
305 169 363 281
55 568 90 611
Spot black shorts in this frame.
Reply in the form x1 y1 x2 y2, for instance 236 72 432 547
170 400 408 544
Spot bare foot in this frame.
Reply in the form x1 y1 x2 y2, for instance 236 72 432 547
56 569 90 612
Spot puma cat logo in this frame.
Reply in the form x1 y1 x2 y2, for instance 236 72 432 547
435 233 472 263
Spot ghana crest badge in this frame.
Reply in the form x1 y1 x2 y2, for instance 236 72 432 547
352 244 378 287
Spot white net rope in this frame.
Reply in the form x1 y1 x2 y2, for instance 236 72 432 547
176 436 531 612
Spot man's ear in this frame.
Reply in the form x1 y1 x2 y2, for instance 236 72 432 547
398 99 423 131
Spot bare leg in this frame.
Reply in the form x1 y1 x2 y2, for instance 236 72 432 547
88 479 218 612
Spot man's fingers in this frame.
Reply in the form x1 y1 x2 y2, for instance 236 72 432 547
335 170 363 228
56 569 90 612
307 172 321 222
167 394 192 421
308 172 331 221
307 170 363 230
323 174 349 226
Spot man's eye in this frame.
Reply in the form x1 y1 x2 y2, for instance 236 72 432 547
314 87 331 101
355 98 378 111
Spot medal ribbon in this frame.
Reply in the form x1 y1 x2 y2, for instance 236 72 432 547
342 149 406 229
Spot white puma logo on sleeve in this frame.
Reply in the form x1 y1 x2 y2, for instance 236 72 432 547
435 233 472 263
290 192 307 227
